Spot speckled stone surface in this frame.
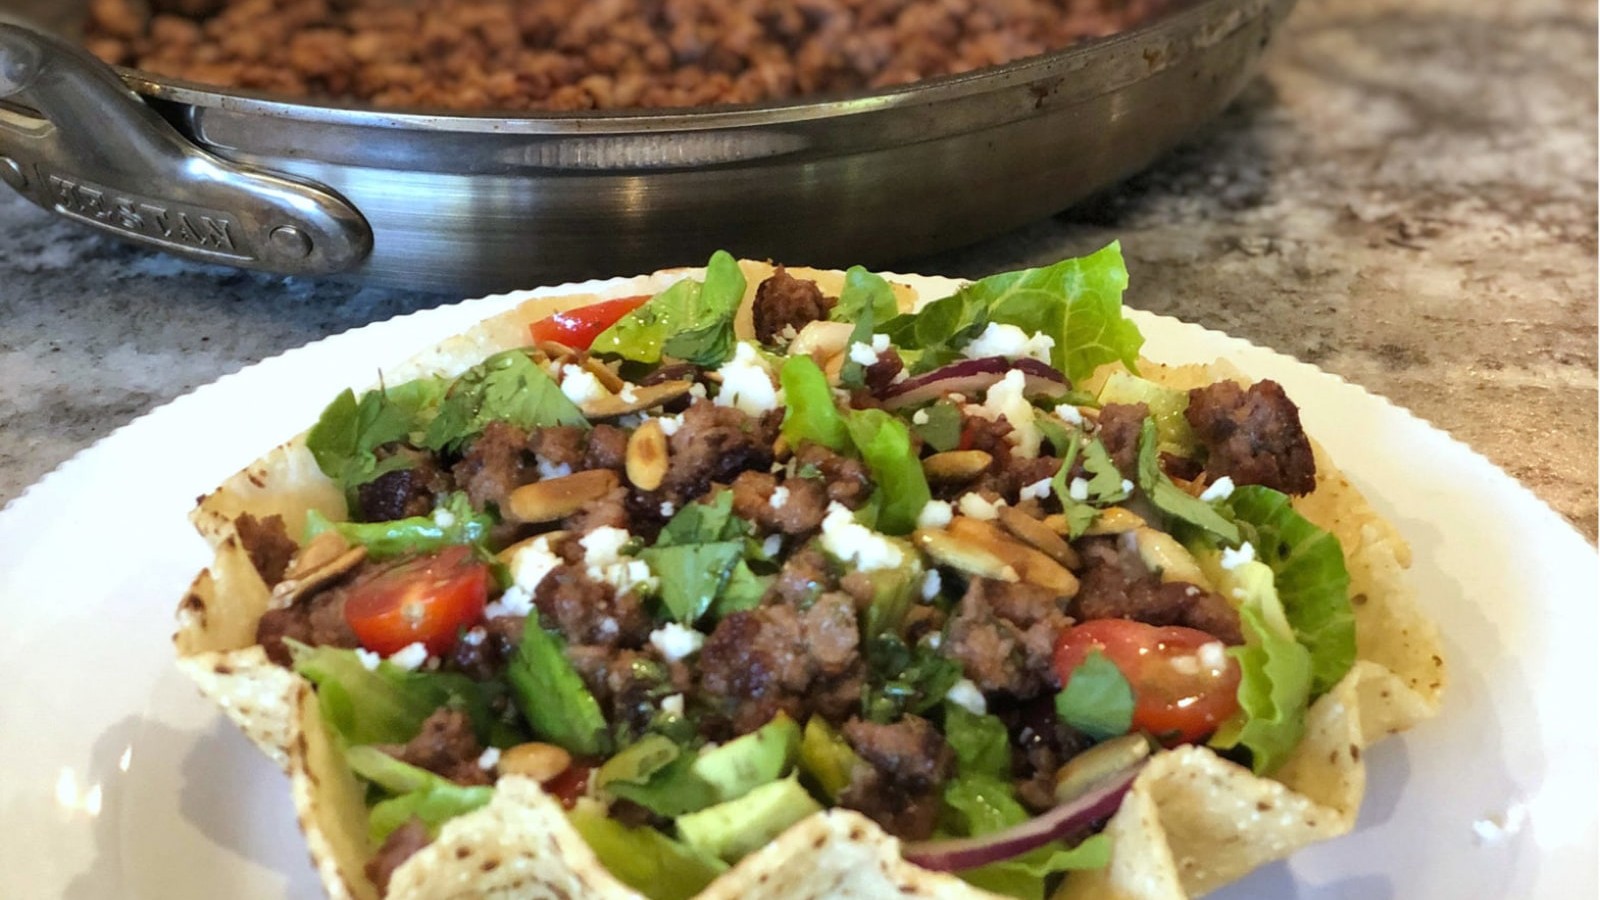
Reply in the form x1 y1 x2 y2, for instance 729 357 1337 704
1 0 1594 539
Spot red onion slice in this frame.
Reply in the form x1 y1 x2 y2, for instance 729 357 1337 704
880 357 1069 410
901 760 1144 872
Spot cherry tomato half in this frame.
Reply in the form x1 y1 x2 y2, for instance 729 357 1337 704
343 545 490 656
528 295 650 350
543 763 594 810
1052 619 1242 745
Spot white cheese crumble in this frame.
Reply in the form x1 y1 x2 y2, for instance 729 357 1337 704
657 413 683 436
1198 641 1228 671
477 747 502 771
619 383 640 404
1199 476 1236 502
1220 542 1257 571
659 500 677 517
650 623 706 662
432 506 457 528
535 454 573 480
957 492 1007 521
916 499 954 530
769 486 791 510
559 364 609 405
978 369 1042 457
487 536 563 619
848 341 879 366
961 322 1056 364
592 560 658 595
388 642 428 672
1053 403 1084 426
912 409 931 425
762 534 784 558
871 334 890 353
714 342 782 415
355 648 381 671
1120 478 1135 494
580 526 632 567
579 527 657 594
921 569 943 601
1067 478 1090 502
1019 478 1053 502
819 501 906 571
945 678 988 715
461 627 486 647
661 693 686 717
689 382 708 399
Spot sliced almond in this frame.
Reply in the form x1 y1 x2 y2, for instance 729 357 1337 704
921 450 993 484
914 528 1019 582
271 534 367 607
789 320 855 362
1132 526 1213 589
998 506 1082 569
1082 506 1147 536
948 517 1078 597
533 340 577 364
578 355 627 393
506 469 620 523
497 742 572 783
772 434 792 461
822 350 847 383
579 380 693 418
626 419 669 491
495 531 569 566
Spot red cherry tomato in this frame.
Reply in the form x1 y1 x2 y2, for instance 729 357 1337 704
528 295 650 350
1052 619 1242 745
542 763 594 810
343 545 490 656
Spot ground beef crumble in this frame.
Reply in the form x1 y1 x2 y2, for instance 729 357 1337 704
838 714 955 840
1185 379 1317 495
752 268 835 346
1071 537 1244 645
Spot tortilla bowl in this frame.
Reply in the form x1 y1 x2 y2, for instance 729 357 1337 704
175 261 1444 899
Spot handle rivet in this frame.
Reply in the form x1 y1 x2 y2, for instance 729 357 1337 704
269 225 313 259
0 156 25 190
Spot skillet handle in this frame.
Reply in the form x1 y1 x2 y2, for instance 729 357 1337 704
0 23 371 276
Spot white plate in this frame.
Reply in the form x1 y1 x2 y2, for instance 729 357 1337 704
0 275 1594 900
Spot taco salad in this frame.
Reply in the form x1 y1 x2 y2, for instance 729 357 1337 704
176 245 1444 900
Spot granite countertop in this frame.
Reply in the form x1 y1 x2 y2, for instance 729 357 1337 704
0 0 1594 540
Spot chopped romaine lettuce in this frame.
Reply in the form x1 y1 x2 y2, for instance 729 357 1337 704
1096 370 1197 455
1207 559 1313 774
831 265 899 325
958 835 1112 900
302 491 493 560
305 377 447 491
1050 430 1127 538
778 355 851 453
1136 419 1240 544
591 251 745 366
507 611 611 757
1225 486 1357 696
345 745 494 843
289 641 501 746
570 807 728 900
942 705 1011 779
422 349 587 452
842 408 930 536
1054 650 1135 741
602 750 719 817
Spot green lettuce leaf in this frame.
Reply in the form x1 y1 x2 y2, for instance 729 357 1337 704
507 612 611 757
655 491 749 546
778 355 851 453
958 834 1112 900
832 265 899 325
641 541 744 624
881 242 1140 383
289 642 501 746
570 807 728 900
942 773 1029 837
422 349 587 452
943 705 1012 779
1225 486 1356 696
592 251 746 366
842 408 930 536
1207 559 1313 774
601 748 720 817
345 745 494 843
303 491 493 560
910 401 964 453
305 378 447 491
1054 650 1135 740
1050 430 1127 538
1136 418 1240 544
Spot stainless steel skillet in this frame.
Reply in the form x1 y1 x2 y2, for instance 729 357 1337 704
0 0 1293 295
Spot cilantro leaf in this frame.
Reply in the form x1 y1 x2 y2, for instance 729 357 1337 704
346 746 494 843
911 401 964 452
303 491 493 559
422 349 586 452
1053 650 1135 740
507 611 611 756
305 377 447 491
832 265 899 325
1135 418 1240 544
592 251 746 366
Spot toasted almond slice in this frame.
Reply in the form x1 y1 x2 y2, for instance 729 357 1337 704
497 742 572 783
578 355 627 393
1082 506 1147 536
495 531 569 566
823 350 846 383
579 380 692 418
271 539 367 608
1132 526 1213 589
789 320 855 362
914 528 1019 582
948 517 1079 596
533 340 577 363
773 434 792 461
506 469 620 523
626 419 669 491
922 450 993 484
998 506 1082 569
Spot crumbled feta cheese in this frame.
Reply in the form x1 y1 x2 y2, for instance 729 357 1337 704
477 747 502 771
916 499 954 529
619 383 640 404
848 342 878 366
979 369 1042 457
660 500 677 517
957 493 1007 521
921 569 943 601
689 382 707 399
1120 479 1134 494
1067 478 1090 502
778 324 799 343
945 678 988 715
1199 476 1236 502
912 409 931 425
461 627 486 647
388 642 428 672
510 536 563 591
581 526 632 567
1198 641 1228 671
485 589 529 620
1053 403 1083 426
661 694 686 717
1220 542 1257 571
355 648 381 671
762 534 784 558
961 322 1056 364
657 414 683 436
650 623 706 662
819 502 906 571
559 364 609 405
1019 478 1053 502
769 486 791 510
714 342 782 415
590 560 658 595
926 633 942 650
432 506 456 529
871 334 890 353
535 454 573 480
891 368 909 384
